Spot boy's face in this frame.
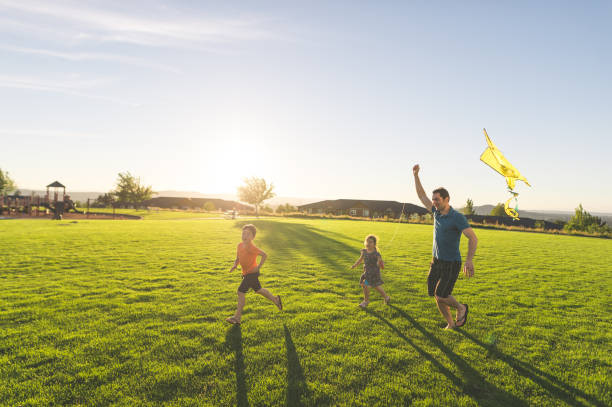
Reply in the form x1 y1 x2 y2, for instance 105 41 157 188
242 229 254 242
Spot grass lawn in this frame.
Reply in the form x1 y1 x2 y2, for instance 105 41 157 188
1 217 610 406
84 208 226 220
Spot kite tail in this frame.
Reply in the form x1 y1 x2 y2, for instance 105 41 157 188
504 190 520 220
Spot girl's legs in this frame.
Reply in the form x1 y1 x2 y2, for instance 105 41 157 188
360 284 370 307
374 285 390 304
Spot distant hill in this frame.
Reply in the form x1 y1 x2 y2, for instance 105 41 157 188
16 189 104 203
154 191 320 209
461 205 612 225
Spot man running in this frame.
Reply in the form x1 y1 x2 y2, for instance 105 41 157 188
413 164 478 329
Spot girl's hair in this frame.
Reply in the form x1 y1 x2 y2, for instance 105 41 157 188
364 234 379 247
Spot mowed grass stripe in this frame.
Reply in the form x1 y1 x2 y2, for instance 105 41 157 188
1 218 610 406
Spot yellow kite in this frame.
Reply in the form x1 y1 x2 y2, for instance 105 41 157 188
480 129 531 219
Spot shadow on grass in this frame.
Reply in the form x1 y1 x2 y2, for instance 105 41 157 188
284 324 308 406
225 324 249 407
233 220 358 285
458 330 607 407
365 306 529 407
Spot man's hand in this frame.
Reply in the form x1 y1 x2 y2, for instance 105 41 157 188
413 164 420 176
463 260 474 278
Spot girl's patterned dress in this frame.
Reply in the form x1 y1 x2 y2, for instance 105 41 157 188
360 249 383 287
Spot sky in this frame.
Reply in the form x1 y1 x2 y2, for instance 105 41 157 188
1 1 611 212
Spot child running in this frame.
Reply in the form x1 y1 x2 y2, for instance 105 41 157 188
351 234 390 308
226 224 282 325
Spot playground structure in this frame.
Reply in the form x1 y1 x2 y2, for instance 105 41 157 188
0 181 83 219
0 180 141 220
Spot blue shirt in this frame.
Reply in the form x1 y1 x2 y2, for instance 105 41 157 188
432 206 470 261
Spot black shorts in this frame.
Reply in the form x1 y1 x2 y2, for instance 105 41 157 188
238 272 262 293
427 258 461 298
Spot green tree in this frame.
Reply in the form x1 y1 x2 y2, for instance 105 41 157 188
203 201 216 212
463 198 476 215
0 168 17 195
113 172 154 208
237 177 275 216
93 193 115 208
490 203 506 217
564 204 610 234
276 203 297 214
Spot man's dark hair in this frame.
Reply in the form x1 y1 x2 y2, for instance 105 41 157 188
242 224 257 237
432 187 450 200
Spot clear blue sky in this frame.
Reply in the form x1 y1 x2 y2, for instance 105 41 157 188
1 1 611 211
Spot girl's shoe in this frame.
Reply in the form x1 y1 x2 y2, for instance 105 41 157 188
358 301 369 308
384 296 390 305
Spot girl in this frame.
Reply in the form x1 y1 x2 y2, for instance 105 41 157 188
351 234 390 308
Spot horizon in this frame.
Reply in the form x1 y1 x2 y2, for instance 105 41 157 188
2 1 611 212
12 186 612 215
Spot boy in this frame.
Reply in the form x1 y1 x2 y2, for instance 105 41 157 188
226 224 282 324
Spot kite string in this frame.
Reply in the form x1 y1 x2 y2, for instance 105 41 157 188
381 200 406 251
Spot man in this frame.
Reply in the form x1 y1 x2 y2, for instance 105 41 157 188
413 164 478 329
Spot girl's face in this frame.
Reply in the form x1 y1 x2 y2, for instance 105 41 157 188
366 238 375 250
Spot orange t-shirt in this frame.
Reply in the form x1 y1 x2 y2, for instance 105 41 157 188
237 242 263 275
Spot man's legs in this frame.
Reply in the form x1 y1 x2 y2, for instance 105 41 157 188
435 295 466 328
439 294 466 322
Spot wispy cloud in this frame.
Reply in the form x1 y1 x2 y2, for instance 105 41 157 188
0 0 271 49
0 74 138 106
0 45 182 73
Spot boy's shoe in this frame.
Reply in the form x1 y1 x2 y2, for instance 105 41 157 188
225 316 241 325
358 301 369 308
384 296 390 305
276 295 283 310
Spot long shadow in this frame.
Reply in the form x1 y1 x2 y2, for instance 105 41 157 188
284 324 308 406
366 306 529 407
458 330 607 407
225 324 250 407
233 220 359 286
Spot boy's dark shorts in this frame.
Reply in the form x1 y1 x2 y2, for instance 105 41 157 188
427 258 461 298
238 272 262 293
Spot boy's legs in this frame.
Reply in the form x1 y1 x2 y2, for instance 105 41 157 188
255 287 281 307
233 291 246 322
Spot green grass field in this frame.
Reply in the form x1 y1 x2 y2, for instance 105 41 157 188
85 208 226 220
1 217 610 406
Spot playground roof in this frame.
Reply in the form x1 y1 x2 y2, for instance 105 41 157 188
46 181 65 188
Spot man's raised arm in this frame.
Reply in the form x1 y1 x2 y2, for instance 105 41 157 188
413 164 432 211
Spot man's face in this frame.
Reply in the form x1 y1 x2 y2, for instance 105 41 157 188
432 192 450 211
242 229 254 242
